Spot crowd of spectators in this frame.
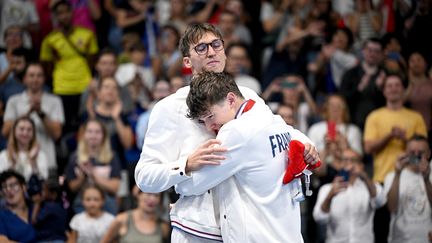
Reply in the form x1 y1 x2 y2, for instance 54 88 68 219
0 0 431 242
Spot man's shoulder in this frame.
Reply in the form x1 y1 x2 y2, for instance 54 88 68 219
367 107 387 118
155 86 189 106
6 92 25 103
225 104 279 135
401 107 424 118
150 86 189 116
44 30 63 40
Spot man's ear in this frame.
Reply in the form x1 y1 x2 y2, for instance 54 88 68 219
227 92 236 107
183 57 192 69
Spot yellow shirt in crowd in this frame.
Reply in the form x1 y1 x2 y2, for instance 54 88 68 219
40 27 98 95
364 107 427 183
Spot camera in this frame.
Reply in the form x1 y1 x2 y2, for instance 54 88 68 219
408 154 422 164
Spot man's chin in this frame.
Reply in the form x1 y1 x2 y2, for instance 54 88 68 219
203 66 224 73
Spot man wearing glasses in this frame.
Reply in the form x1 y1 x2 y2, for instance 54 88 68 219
135 23 319 242
313 148 385 243
0 170 37 242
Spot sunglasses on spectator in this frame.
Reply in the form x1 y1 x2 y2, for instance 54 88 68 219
193 39 224 56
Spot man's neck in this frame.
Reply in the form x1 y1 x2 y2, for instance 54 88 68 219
362 61 378 75
386 100 403 110
27 89 43 96
61 25 73 35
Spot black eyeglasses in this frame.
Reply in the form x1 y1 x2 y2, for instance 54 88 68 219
193 39 224 56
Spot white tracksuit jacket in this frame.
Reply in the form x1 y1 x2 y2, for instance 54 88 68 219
176 100 312 243
135 86 263 241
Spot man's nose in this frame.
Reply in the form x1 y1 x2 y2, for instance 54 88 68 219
207 45 217 56
205 122 216 132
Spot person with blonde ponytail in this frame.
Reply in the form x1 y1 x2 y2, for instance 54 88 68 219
0 116 49 181
65 119 121 215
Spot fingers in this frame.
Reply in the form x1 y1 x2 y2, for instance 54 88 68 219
304 143 319 165
196 160 221 166
198 139 228 156
200 153 225 162
200 139 222 149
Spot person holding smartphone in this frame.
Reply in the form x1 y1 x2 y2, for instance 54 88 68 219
384 134 432 243
313 148 384 243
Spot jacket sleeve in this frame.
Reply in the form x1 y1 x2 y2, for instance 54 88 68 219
175 126 246 196
134 98 191 193
288 125 315 146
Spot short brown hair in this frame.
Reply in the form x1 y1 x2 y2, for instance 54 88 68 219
186 71 243 119
179 23 223 57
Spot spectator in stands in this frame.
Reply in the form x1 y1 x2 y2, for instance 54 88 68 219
68 184 115 243
217 10 251 47
0 48 28 107
101 188 170 243
308 27 358 96
115 0 158 60
80 49 134 116
65 119 121 214
225 42 262 95
169 75 187 93
0 0 40 49
0 116 49 181
83 77 134 159
364 74 428 243
308 94 363 157
115 43 155 110
406 52 432 135
2 62 64 170
340 37 386 129
346 0 382 51
276 104 297 127
0 25 33 84
381 33 406 75
154 24 183 80
364 74 427 184
403 0 432 65
313 148 385 243
166 0 189 34
0 170 37 242
225 0 252 43
31 176 68 242
70 0 101 33
384 134 432 243
136 79 172 149
262 74 317 133
40 0 98 133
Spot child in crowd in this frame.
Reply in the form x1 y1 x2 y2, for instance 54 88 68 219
68 185 115 243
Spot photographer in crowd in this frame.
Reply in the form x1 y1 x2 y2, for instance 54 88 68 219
384 134 432 243
313 148 384 243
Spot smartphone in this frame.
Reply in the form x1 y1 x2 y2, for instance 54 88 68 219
338 169 350 182
327 121 336 141
281 79 298 89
